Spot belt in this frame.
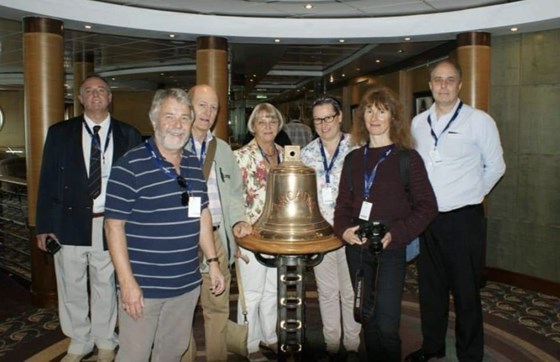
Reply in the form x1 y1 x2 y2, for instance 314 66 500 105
212 224 221 231
439 203 482 215
92 212 105 218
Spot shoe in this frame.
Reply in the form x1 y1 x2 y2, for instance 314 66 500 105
346 351 360 362
61 352 91 362
247 350 269 362
96 348 116 362
404 348 445 362
259 341 278 353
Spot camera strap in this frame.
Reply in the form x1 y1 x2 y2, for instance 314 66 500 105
353 249 380 324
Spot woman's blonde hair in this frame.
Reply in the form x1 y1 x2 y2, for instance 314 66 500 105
247 103 284 135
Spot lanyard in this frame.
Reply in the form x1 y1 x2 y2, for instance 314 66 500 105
363 145 395 199
258 144 280 165
319 134 344 184
427 101 463 148
84 121 113 160
190 135 207 167
144 140 188 190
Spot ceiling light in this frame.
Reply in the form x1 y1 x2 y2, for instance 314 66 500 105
339 39 345 43
375 59 381 63
356 68 360 72
304 4 313 9
404 37 411 41
510 27 519 32
169 34 176 38
84 25 92 30
329 74 334 83
342 73 346 77
397 49 404 53
111 77 116 80
274 39 280 43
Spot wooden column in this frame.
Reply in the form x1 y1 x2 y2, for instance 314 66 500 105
196 37 229 142
456 32 491 111
73 51 94 116
457 32 491 285
23 17 64 308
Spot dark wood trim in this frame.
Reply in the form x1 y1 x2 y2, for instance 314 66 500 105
486 267 560 298
457 32 491 47
197 36 228 51
23 17 63 35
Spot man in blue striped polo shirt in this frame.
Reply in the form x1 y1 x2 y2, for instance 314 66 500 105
104 88 225 361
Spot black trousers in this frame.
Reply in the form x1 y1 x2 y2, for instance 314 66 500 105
418 204 485 362
346 246 406 362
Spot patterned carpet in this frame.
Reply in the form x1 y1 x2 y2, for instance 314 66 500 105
0 265 559 361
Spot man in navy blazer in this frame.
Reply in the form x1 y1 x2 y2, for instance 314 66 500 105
36 75 142 362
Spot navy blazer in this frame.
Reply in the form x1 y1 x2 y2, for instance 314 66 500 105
35 116 142 248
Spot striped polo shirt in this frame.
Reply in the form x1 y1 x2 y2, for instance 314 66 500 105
105 137 209 299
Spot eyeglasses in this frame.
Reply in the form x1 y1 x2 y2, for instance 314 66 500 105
177 175 190 206
313 113 338 125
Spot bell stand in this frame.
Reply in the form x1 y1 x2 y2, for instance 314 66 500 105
254 252 324 361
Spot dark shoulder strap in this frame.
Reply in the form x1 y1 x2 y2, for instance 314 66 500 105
399 148 412 207
202 137 217 181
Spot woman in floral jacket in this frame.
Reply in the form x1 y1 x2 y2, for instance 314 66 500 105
234 102 284 361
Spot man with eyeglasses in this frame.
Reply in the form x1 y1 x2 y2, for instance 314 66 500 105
35 74 142 362
407 60 505 362
104 88 225 361
182 84 252 362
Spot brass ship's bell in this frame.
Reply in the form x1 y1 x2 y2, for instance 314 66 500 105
237 146 342 255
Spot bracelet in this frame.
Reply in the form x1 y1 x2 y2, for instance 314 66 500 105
206 257 219 265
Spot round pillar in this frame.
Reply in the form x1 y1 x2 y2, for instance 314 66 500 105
456 32 491 111
73 51 94 116
196 37 229 142
23 17 64 308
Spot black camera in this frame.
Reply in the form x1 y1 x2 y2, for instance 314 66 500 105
45 236 62 255
355 221 386 255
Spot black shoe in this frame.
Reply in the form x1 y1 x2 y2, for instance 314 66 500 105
404 348 445 362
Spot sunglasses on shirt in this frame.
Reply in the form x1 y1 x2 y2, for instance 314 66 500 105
176 175 190 206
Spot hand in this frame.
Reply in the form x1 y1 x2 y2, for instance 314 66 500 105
232 221 252 239
208 264 225 296
120 282 144 320
36 233 57 252
381 232 392 249
234 247 250 264
342 226 363 245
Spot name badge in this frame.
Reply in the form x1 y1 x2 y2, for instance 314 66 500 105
359 201 372 221
430 148 442 163
321 185 334 204
188 196 201 218
102 160 111 178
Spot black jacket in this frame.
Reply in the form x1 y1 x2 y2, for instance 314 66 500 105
35 116 142 248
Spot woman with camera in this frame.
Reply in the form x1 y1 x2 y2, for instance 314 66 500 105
333 87 437 361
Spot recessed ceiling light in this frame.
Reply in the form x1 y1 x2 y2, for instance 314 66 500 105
404 37 411 41
253 74 257 77
169 34 176 38
342 73 346 77
339 39 345 43
397 49 404 53
304 4 313 9
375 59 381 63
274 39 281 43
510 27 519 32
250 79 254 82
111 77 116 80
84 25 92 30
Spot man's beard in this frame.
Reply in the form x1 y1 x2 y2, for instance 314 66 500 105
155 127 189 152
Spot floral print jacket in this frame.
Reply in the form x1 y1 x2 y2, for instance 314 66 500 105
234 139 284 223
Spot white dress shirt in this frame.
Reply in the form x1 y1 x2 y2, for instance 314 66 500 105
411 99 506 212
